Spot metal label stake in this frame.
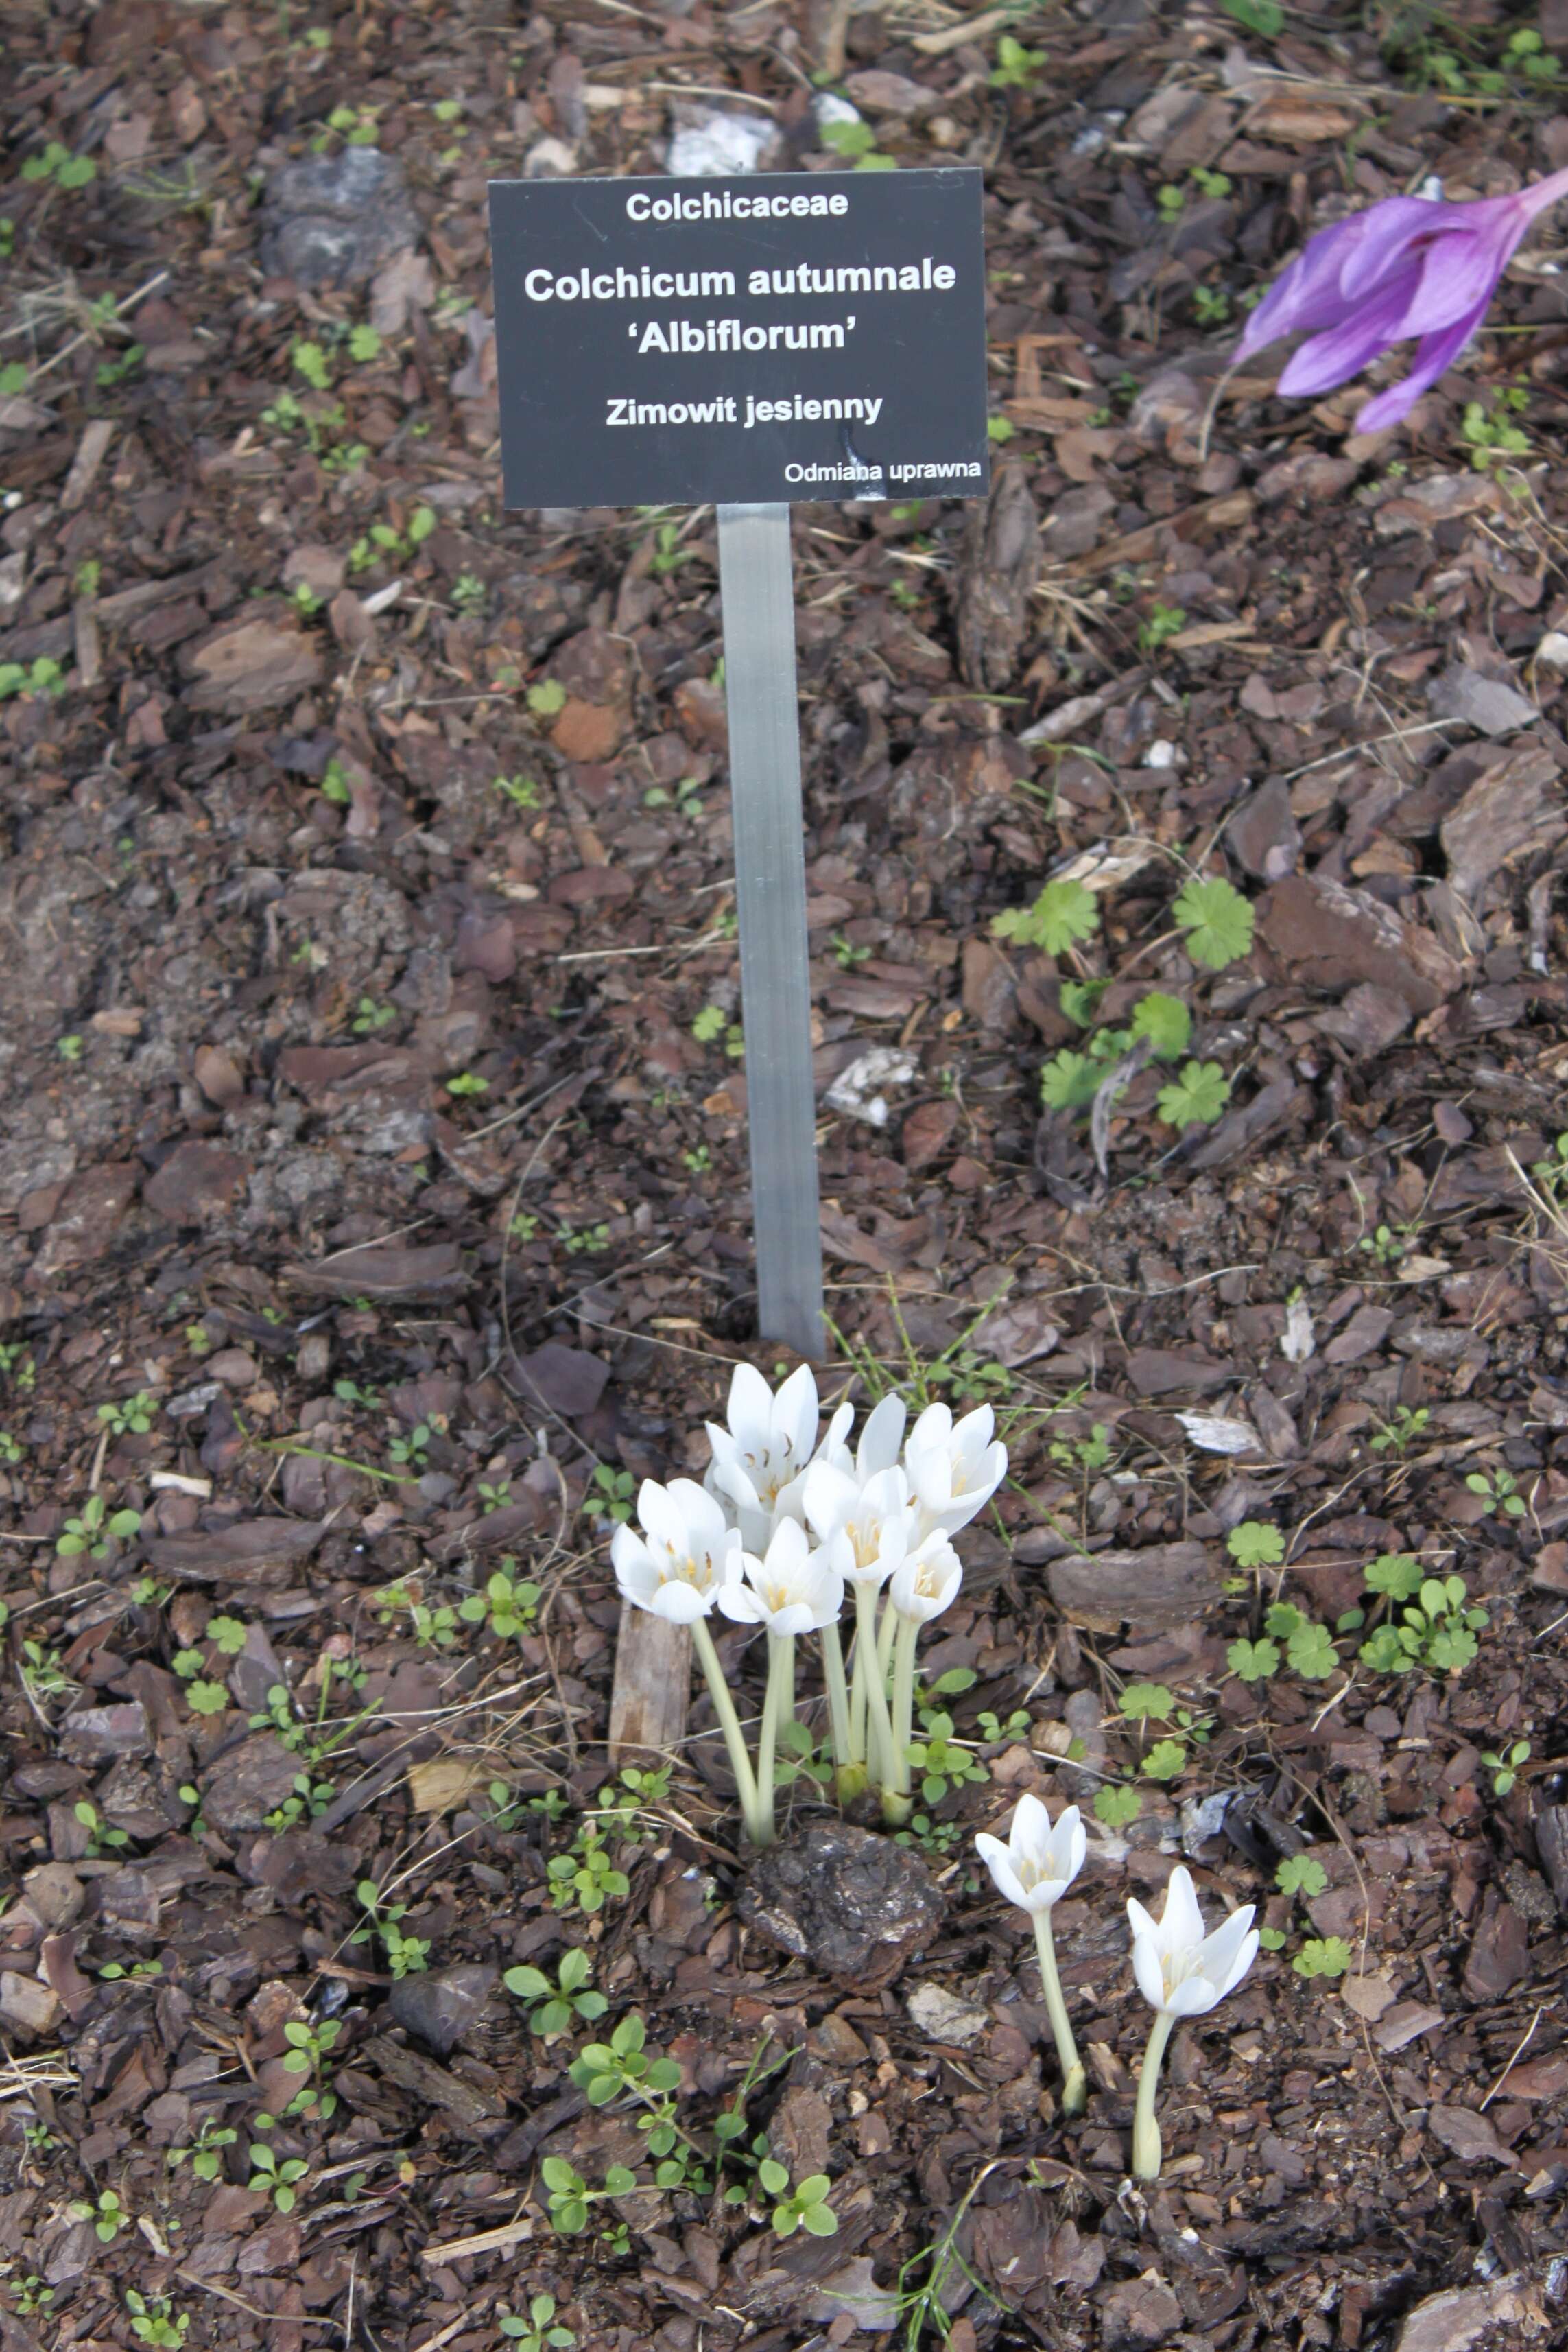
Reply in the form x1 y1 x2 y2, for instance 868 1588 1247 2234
716 504 824 1361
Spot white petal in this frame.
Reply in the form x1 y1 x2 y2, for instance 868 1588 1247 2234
726 1362 774 1447
1165 1973 1222 2018
908 1400 953 1455
953 1403 995 1454
975 1833 1029 1911
1160 1866 1207 1953
717 1581 765 1625
1131 1930 1170 2014
803 1460 859 1540
650 1579 714 1624
1008 1791 1052 1863
774 1363 820 1458
1057 1806 1087 1888
1201 1908 1257 1999
858 1393 907 1478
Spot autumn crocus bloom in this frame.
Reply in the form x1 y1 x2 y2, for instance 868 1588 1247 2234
804 1461 912 1794
1126 1866 1259 2180
706 1362 821 1549
1235 168 1568 432
613 1478 761 1839
905 1402 1008 1537
720 1520 843 1848
611 1479 740 1626
975 1796 1089 2115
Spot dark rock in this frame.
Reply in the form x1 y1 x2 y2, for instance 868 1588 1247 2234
1535 1804 1568 1914
739 1822 943 1986
1261 875 1463 1013
200 1734 304 1833
1097 2274 1185 2350
32 1163 139 1277
388 1963 500 2057
1462 1893 1532 2003
143 1140 250 1225
253 1831 357 1903
1047 1541 1220 1634
511 1341 610 1419
145 1518 329 1586
1316 982 1413 1058
58 1702 150 1763
1322 1306 1394 1365
1426 664 1536 739
1226 778 1300 882
1126 1349 1231 1396
259 149 421 290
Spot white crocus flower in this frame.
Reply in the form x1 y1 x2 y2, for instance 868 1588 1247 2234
880 1533 964 1825
888 1532 963 1624
975 1795 1088 2114
717 1519 842 1850
720 1518 844 1637
975 1792 1085 1915
1127 1866 1259 2179
803 1461 911 1796
804 1463 911 1590
905 1401 1008 1536
611 1479 741 1624
1128 1865 1259 2019
612 1477 761 1845
706 1363 822 1549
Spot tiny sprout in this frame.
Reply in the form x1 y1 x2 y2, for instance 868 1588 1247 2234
1481 1739 1530 1796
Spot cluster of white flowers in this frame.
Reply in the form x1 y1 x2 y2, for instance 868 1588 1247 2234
612 1364 1007 1845
975 1795 1259 2174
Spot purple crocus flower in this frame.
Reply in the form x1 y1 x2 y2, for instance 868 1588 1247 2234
1235 167 1568 432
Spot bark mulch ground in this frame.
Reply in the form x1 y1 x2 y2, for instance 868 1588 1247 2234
2 3 1568 2349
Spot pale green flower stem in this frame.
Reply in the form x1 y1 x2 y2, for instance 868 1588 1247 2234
881 1610 918 1826
820 1619 861 1802
854 1580 898 1792
691 1616 765 1847
1031 1907 1086 2118
755 1631 795 1849
1131 2008 1174 2180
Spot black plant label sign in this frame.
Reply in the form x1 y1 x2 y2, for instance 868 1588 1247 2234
488 168 990 509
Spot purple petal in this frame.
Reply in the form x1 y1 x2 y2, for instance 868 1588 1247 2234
1336 198 1462 300
1352 296 1489 433
1274 263 1423 399
1394 220 1517 339
1233 216 1364 362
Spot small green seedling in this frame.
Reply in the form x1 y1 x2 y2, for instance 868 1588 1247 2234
499 2295 576 2351
1138 600 1186 652
125 2292 188 2348
1370 1405 1431 1455
351 1879 431 1978
166 2120 237 2183
97 1389 157 1435
1228 1522 1284 1569
22 143 97 189
759 2157 838 2237
993 875 1099 956
495 773 542 809
1293 1937 1353 1981
1172 874 1254 969
73 1800 130 1857
1157 1061 1230 1127
527 678 567 716
547 1826 630 1917
246 2143 309 2212
70 2189 128 2242
460 1565 541 1638
503 1947 607 2038
0 657 68 701
1482 1740 1530 1796
1466 1466 1528 1520
538 2155 635 2235
820 119 896 172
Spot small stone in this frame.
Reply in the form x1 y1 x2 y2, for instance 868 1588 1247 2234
1394 2278 1533 2352
0 1969 62 2038
906 1981 990 2048
58 1702 150 1764
1097 2274 1185 2351
143 1140 250 1223
1374 2000 1446 2054
259 148 421 290
1426 664 1537 738
1427 2105 1510 2165
200 1734 305 1832
739 1822 943 1986
22 1864 85 1931
1462 1894 1531 2002
389 1964 499 2057
205 1348 259 1387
